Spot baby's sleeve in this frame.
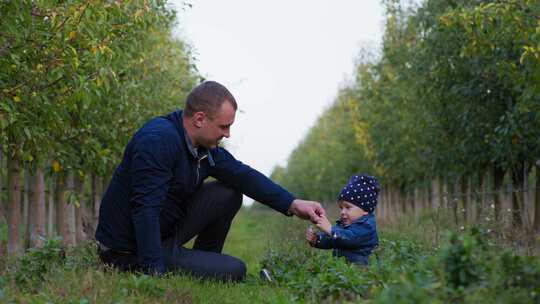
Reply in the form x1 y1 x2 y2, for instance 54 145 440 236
312 231 334 249
330 221 375 249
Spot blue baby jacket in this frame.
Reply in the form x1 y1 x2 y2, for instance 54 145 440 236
313 213 379 265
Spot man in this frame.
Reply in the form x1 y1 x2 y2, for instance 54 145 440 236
96 81 325 281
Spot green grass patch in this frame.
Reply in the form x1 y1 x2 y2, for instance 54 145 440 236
0 207 293 303
1 207 538 303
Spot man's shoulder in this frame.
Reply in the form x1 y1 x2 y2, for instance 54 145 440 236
208 146 236 162
135 116 180 141
129 116 183 156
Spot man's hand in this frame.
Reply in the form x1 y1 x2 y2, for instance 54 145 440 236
288 199 326 223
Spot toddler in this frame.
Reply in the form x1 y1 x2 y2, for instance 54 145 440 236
306 174 379 265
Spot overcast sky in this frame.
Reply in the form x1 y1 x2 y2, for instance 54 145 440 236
171 0 385 201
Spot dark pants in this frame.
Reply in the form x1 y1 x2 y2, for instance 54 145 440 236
99 181 246 281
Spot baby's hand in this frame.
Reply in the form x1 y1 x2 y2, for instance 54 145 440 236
316 215 332 235
305 226 317 246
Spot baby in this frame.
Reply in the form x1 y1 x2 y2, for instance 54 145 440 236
306 174 379 265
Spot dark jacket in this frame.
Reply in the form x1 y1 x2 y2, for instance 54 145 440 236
313 213 378 265
95 110 295 274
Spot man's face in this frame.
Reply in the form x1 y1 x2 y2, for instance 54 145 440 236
198 101 236 148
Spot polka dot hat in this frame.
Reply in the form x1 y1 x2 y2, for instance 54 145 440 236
338 174 380 213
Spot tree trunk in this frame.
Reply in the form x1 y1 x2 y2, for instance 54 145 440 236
386 186 392 222
423 182 430 212
510 163 524 228
420 183 426 212
0 149 5 226
413 186 420 219
47 177 54 238
460 177 467 226
91 174 102 233
378 186 385 222
476 170 487 221
74 173 86 243
26 170 33 249
28 169 46 248
22 169 29 247
493 165 505 222
398 184 406 214
7 150 22 255
431 178 441 210
0 150 3 256
66 173 76 246
534 164 540 232
55 172 70 246
451 180 459 227
441 180 448 210
522 162 531 228
393 184 399 221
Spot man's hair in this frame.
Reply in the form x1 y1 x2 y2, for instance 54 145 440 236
183 81 237 118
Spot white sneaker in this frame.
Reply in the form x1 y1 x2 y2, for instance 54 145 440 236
260 268 273 283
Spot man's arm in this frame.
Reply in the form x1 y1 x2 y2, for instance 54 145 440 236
129 134 174 275
209 148 324 222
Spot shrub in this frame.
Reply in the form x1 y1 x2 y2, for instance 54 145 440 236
261 227 540 303
439 227 490 290
14 237 66 291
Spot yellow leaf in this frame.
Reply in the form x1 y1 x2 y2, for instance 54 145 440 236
13 96 21 102
52 160 61 172
69 31 77 40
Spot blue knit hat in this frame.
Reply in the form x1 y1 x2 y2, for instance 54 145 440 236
338 174 380 213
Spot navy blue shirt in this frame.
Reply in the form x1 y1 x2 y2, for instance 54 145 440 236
313 213 379 265
96 110 295 273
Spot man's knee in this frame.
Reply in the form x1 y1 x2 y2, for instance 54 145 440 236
222 256 246 282
228 188 243 212
211 182 243 212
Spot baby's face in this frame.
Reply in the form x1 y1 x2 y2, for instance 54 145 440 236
338 200 367 225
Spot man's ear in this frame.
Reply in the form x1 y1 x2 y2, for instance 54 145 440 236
192 111 206 128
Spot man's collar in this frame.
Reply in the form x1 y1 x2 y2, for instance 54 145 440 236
182 122 215 166
183 128 199 159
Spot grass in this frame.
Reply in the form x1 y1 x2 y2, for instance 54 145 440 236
0 207 295 303
0 205 538 303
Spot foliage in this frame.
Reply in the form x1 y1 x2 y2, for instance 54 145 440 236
0 0 199 175
440 227 489 290
0 209 292 303
12 237 65 290
272 0 540 225
261 227 540 303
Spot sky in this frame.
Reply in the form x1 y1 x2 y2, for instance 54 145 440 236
171 0 385 202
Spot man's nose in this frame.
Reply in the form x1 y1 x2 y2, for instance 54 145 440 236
223 130 230 138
